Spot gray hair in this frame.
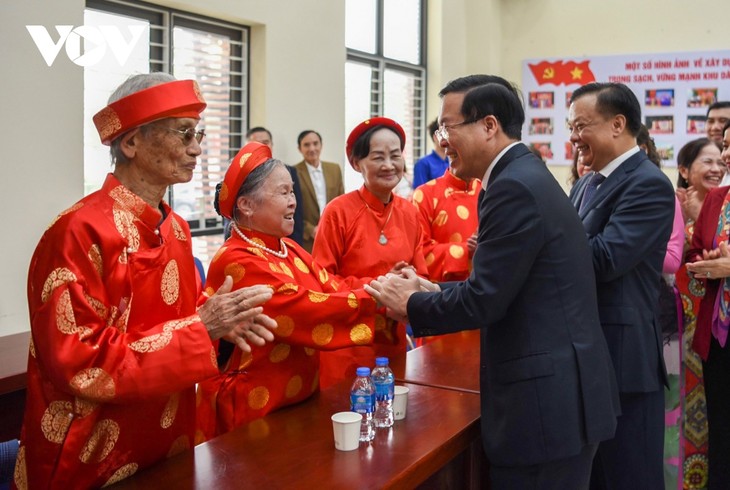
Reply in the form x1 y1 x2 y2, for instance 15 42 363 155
232 159 287 223
108 73 176 165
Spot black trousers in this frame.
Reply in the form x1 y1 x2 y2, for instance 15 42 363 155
490 443 597 490
589 390 665 490
703 336 730 489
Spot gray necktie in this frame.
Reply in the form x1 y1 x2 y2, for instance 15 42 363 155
579 172 606 212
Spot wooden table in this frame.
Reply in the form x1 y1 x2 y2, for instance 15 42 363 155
113 381 484 489
391 330 481 394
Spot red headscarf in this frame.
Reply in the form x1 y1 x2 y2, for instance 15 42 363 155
93 79 207 145
345 117 406 166
217 142 273 219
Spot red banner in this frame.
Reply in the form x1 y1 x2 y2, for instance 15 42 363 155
528 60 596 86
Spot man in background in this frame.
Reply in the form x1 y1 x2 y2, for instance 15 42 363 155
412 119 449 188
294 130 344 252
246 126 304 246
568 82 675 489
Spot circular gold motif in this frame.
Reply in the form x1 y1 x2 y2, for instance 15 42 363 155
160 393 180 429
450 232 463 243
250 248 267 259
171 218 187 241
41 400 73 443
449 245 465 259
29 337 36 358
279 263 294 278
318 268 329 284
456 205 470 220
308 291 330 303
85 292 108 323
294 257 310 274
374 314 387 332
13 445 26 490
434 210 449 227
47 202 84 230
350 324 373 345
444 187 455 198
102 463 139 487
275 315 295 337
248 386 270 410
74 397 99 417
425 252 435 266
224 263 246 284
277 283 299 295
88 244 103 277
312 324 334 346
69 368 116 401
79 419 120 464
412 189 424 203
95 106 122 143
304 347 315 356
161 260 180 306
129 331 173 353
41 267 77 303
347 292 358 309
285 376 303 398
204 286 216 297
269 262 282 274
433 197 438 208
269 344 291 363
113 207 140 253
247 418 270 440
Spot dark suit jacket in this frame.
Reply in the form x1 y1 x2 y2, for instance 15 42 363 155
408 143 619 467
294 160 344 252
569 150 674 394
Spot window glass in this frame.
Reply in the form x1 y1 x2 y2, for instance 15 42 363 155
383 0 421 64
345 0 377 53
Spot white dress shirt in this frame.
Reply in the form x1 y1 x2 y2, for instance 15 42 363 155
306 161 328 212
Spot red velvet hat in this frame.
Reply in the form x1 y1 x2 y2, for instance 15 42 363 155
93 79 207 145
217 142 273 219
345 117 406 165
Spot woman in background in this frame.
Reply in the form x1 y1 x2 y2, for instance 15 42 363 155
313 117 428 389
675 135 725 489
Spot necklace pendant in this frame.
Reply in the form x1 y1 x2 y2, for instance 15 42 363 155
378 233 388 245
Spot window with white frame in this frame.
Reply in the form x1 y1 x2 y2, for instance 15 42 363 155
344 0 426 193
83 0 248 268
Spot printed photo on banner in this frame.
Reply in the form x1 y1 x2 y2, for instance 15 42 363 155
528 91 554 109
645 89 674 107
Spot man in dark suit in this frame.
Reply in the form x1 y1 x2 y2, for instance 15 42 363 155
567 82 675 490
294 130 345 252
366 74 619 489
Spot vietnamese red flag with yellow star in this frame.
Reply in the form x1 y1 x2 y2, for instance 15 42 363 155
529 59 595 86
563 60 596 84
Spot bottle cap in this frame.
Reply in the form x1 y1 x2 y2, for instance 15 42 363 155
356 367 371 376
375 357 389 366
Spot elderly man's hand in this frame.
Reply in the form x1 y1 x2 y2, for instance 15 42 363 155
199 276 277 352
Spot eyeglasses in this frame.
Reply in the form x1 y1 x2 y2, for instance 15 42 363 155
162 127 206 145
434 119 478 143
566 120 600 137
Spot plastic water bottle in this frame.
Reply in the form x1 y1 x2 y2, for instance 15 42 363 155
371 357 394 428
350 367 375 442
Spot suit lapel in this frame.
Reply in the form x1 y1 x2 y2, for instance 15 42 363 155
577 151 644 219
487 143 532 187
297 162 317 204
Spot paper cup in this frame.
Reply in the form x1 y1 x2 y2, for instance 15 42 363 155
331 411 362 451
393 386 409 420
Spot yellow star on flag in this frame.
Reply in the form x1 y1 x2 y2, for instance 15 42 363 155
570 66 584 80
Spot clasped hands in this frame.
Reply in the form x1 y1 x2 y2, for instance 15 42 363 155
198 275 277 353
364 265 440 323
686 241 730 280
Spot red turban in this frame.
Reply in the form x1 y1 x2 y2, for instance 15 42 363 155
93 79 207 145
217 142 273 219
